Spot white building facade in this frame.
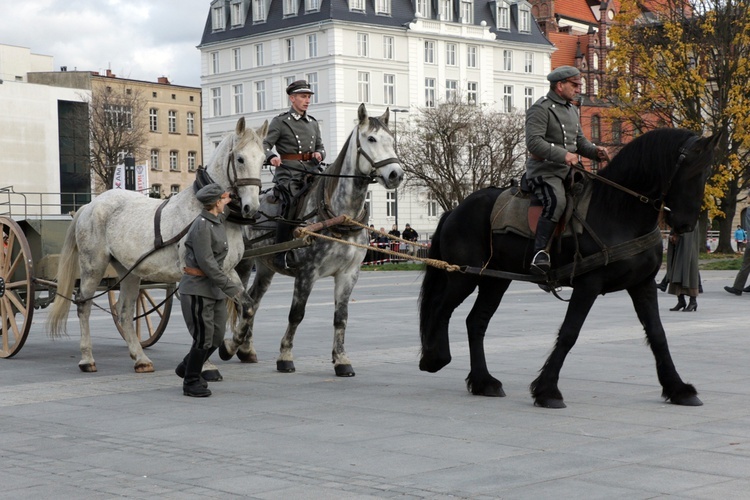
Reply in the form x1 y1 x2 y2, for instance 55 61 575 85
199 0 553 238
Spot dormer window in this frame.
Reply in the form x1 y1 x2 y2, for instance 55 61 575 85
283 0 297 17
350 0 365 12
305 0 320 12
519 3 531 33
253 0 266 23
212 2 226 31
461 0 473 23
375 0 391 15
497 1 510 30
415 0 431 17
230 0 245 26
440 0 451 21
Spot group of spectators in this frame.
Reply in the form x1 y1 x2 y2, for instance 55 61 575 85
363 223 420 264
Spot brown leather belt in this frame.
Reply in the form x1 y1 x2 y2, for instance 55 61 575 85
280 153 313 161
183 266 206 277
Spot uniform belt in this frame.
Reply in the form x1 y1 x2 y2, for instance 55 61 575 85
280 153 313 161
183 266 206 277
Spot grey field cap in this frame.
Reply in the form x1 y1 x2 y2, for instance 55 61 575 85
195 183 225 204
547 65 581 82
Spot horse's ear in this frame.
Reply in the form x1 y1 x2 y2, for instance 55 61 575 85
236 116 246 136
381 107 390 127
358 103 368 125
257 120 269 139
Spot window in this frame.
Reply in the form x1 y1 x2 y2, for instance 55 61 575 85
365 191 372 217
306 0 320 12
524 87 534 110
524 52 533 73
212 4 226 30
187 112 195 135
581 77 587 95
461 0 472 22
591 115 601 142
285 38 295 61
308 34 317 58
150 149 160 170
467 81 478 105
593 78 599 96
375 0 391 15
169 151 179 171
440 0 451 20
255 43 264 66
386 191 396 217
503 50 512 71
231 1 245 26
358 72 370 103
188 151 197 172
424 40 435 64
306 72 319 103
357 33 369 57
283 0 297 17
211 87 222 117
503 85 513 112
446 43 456 66
285 75 296 88
211 51 220 74
427 192 438 217
467 45 477 68
233 84 244 114
384 74 395 105
425 78 435 107
350 0 365 11
149 108 158 132
519 5 531 32
416 0 429 16
233 47 242 70
446 80 458 102
168 110 177 133
151 184 162 198
383 36 394 60
104 104 132 129
253 0 266 22
498 2 510 30
612 119 622 144
255 81 266 111
593 52 599 70
171 185 180 196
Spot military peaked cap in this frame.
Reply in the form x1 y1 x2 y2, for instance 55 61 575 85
195 183 225 204
547 66 581 82
286 80 314 95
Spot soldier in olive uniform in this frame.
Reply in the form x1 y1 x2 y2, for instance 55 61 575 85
526 65 610 275
263 79 326 269
177 183 244 397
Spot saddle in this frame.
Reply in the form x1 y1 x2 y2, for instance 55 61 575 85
491 171 592 240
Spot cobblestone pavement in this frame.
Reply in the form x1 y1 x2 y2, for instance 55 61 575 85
1 270 749 499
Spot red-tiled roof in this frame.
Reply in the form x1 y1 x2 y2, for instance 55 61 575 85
554 0 598 23
548 32 587 68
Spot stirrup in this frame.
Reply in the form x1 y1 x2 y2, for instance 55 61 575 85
530 250 550 275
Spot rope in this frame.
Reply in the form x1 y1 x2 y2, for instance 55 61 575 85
326 215 429 249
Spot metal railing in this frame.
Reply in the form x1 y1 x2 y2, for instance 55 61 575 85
0 186 92 220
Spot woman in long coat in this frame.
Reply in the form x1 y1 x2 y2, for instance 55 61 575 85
665 229 701 312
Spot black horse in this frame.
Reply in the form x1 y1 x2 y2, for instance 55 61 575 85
419 128 721 408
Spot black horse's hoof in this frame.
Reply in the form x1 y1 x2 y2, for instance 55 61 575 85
670 395 703 406
201 369 223 382
334 364 355 377
534 398 567 408
218 343 233 361
486 386 506 397
237 351 258 363
277 360 296 373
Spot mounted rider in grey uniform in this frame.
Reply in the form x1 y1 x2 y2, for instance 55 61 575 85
525 65 610 275
263 80 326 269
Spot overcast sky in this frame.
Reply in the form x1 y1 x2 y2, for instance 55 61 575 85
1 0 210 87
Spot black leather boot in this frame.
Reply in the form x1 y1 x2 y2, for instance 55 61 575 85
670 295 687 311
272 220 298 270
175 353 207 388
684 296 697 312
183 348 212 397
531 217 557 275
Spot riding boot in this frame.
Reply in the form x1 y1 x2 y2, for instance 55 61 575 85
531 217 557 275
273 199 298 270
669 294 687 311
175 353 207 388
183 348 212 397
684 296 698 312
656 276 668 292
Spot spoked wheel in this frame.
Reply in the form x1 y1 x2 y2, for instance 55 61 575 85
0 217 35 358
108 284 175 348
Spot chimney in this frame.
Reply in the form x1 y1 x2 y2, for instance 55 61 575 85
157 76 170 85
106 69 115 78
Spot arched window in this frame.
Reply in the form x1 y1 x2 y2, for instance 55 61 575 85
591 115 600 142
593 53 599 70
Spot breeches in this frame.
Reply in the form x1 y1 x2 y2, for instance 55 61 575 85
529 175 566 222
274 163 318 198
180 294 227 350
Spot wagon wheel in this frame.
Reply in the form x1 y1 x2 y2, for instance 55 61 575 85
0 217 35 358
108 284 175 348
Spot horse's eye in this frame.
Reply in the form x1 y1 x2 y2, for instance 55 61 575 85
368 136 376 143
237 157 245 164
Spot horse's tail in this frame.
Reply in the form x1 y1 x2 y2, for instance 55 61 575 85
418 210 452 353
226 297 240 333
47 210 82 338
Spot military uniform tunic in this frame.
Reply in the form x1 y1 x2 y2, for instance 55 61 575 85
525 90 599 221
263 107 326 197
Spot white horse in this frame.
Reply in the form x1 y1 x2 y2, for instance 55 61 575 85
48 117 267 373
220 104 404 376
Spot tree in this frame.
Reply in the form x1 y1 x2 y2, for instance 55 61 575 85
608 0 750 252
86 84 149 192
397 101 526 211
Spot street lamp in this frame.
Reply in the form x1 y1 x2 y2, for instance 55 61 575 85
390 108 409 229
